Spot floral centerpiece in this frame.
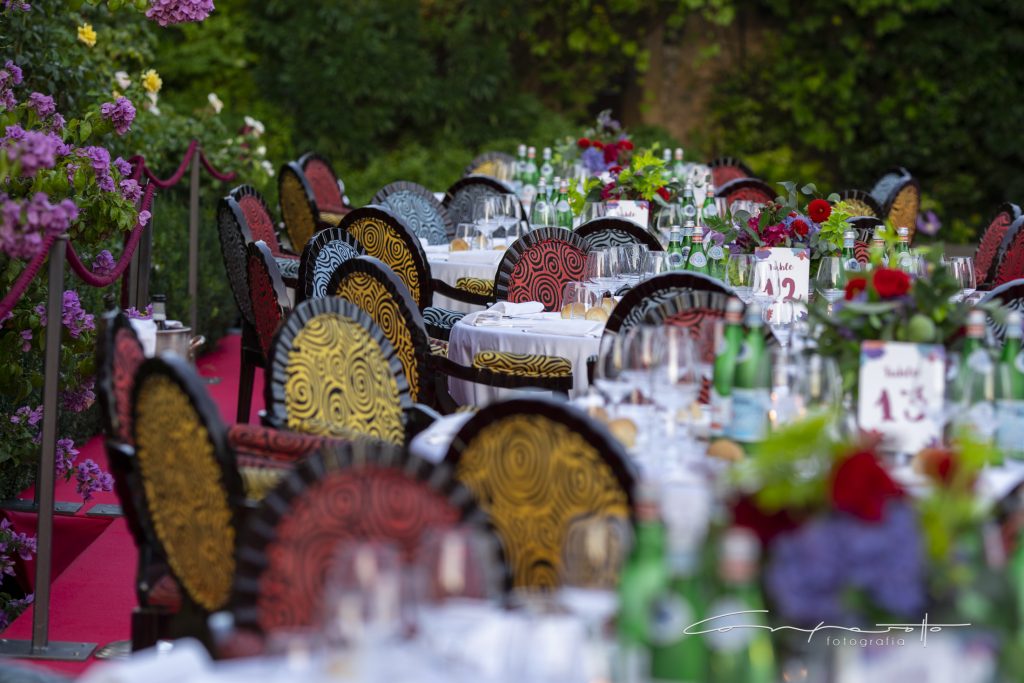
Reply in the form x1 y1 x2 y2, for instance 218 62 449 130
730 416 1019 675
568 149 669 212
553 109 633 177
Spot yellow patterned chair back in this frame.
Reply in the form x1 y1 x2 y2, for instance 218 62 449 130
131 355 244 614
264 297 412 445
836 189 882 219
278 161 320 254
464 151 516 182
327 256 432 405
445 398 636 588
337 205 433 310
869 167 920 241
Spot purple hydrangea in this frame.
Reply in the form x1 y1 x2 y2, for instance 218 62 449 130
145 0 215 26
62 377 95 413
99 97 135 136
3 129 64 176
75 459 113 501
119 178 142 203
113 156 132 178
48 112 65 132
0 193 79 260
765 501 926 626
26 92 55 119
91 249 116 276
0 60 22 111
19 328 31 352
10 405 42 427
54 437 79 479
138 209 152 226
1 1 31 11
78 146 115 192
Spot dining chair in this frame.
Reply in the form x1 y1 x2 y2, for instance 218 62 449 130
464 150 516 180
445 398 636 588
975 203 1022 288
980 278 1024 345
869 167 920 240
264 296 432 445
708 156 754 189
278 161 322 254
246 241 293 368
328 256 573 413
297 151 350 225
337 205 491 337
575 217 664 252
494 227 591 312
371 180 453 246
229 439 491 639
715 177 777 208
443 175 519 236
992 216 1024 288
294 227 365 304
836 188 883 219
227 185 300 286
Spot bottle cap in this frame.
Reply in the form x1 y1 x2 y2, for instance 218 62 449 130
719 527 760 584
898 227 909 237
1007 311 1023 338
634 481 662 522
967 309 986 338
543 146 551 156
744 302 763 327
683 219 696 228
725 297 744 323
674 148 683 160
843 229 856 239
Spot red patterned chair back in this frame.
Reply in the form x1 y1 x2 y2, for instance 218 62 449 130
96 308 147 445
603 271 733 344
993 217 1024 288
974 203 1022 287
298 152 346 214
715 177 777 208
246 241 292 360
230 440 485 635
229 186 284 256
495 227 590 311
709 157 753 190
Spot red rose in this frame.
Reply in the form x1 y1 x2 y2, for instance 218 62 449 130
656 187 671 202
577 138 591 149
609 165 623 174
808 198 832 223
872 267 911 298
731 495 804 545
620 139 634 151
603 143 619 163
830 451 903 521
791 218 809 237
844 276 868 300
592 140 604 150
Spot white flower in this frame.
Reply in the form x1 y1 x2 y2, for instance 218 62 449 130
256 145 267 157
147 91 159 106
114 71 131 89
260 160 275 177
207 92 223 114
245 115 265 137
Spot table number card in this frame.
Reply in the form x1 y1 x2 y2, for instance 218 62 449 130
754 247 811 302
857 341 946 453
604 200 650 228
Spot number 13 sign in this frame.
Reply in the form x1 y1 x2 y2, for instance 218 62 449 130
857 341 946 453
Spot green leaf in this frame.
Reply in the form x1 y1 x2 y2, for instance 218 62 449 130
800 183 817 195
78 120 92 144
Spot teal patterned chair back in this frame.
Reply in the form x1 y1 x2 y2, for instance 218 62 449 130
371 181 452 246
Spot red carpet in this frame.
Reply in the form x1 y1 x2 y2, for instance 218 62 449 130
5 332 262 678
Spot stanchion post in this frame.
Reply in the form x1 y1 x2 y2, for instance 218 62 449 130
188 148 200 333
0 236 96 660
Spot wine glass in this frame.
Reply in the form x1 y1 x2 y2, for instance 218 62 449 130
558 514 632 633
726 254 755 303
416 526 501 606
766 298 796 350
751 259 779 311
949 256 978 302
790 352 843 422
586 250 619 297
653 203 682 246
648 326 701 472
472 196 502 248
322 541 405 650
814 257 845 304
498 193 523 245
614 244 648 288
561 281 599 320
579 202 607 226
641 251 673 280
594 334 633 415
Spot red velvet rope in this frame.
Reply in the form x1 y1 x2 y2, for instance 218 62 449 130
0 140 238 318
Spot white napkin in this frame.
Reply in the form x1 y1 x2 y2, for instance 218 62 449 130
487 301 544 316
78 639 212 683
447 250 503 264
528 319 603 337
129 318 157 357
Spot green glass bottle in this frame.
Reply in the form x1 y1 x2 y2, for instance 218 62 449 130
895 226 913 271
540 146 554 187
666 228 687 271
957 309 997 454
686 224 710 275
700 173 718 225
529 178 552 228
513 143 526 195
706 528 776 683
841 229 861 276
870 227 889 267
520 145 539 210
618 484 669 656
680 183 698 226
673 147 687 180
727 303 771 444
555 179 574 230
996 311 1024 459
711 298 745 436
663 148 673 166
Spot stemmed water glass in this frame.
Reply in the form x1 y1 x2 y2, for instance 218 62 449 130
653 203 682 247
322 542 405 651
648 326 701 473
641 251 673 280
814 257 845 316
497 194 523 245
586 250 621 297
594 334 633 416
579 202 607 227
472 196 502 249
948 256 978 302
726 254 755 303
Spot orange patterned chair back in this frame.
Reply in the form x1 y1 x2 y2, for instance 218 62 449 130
709 156 753 190
974 203 1022 288
715 177 777 208
495 227 590 312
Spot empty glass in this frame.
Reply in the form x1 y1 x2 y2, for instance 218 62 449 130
949 256 978 302
453 223 478 251
497 194 523 244
814 257 845 311
559 514 631 636
586 250 621 297
322 542 405 649
579 202 607 226
561 282 600 320
641 251 673 280
472 196 502 247
726 253 756 303
653 203 682 246
751 259 779 311
416 526 502 605
594 334 634 414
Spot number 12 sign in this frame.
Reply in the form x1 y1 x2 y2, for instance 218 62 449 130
754 248 811 302
857 341 946 454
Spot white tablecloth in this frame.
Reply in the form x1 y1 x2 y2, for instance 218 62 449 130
425 247 503 314
446 311 602 405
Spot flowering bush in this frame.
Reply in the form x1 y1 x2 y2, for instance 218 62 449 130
0 518 36 630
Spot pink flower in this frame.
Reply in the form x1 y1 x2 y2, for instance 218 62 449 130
145 0 215 26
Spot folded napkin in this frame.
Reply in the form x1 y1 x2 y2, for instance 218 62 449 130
487 301 545 316
528 319 603 337
129 318 157 357
447 250 504 264
422 244 451 255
